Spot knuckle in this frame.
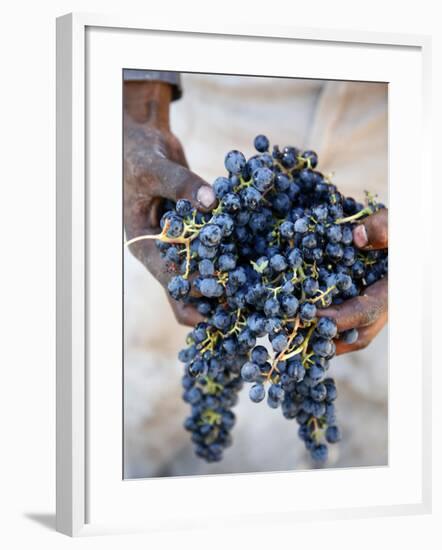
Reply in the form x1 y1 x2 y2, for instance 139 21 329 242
370 212 388 245
356 338 369 351
130 197 151 218
353 332 371 351
127 150 153 181
348 338 368 352
355 295 382 326
375 224 388 246
130 157 147 181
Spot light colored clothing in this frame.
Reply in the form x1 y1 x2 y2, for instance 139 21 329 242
124 74 388 478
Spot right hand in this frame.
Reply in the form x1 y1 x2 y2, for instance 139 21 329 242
123 80 217 326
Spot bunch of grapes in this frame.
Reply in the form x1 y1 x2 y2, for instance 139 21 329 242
126 135 388 465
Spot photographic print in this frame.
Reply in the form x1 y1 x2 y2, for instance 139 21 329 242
123 71 388 479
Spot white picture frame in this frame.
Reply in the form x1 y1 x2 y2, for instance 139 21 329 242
56 12 432 537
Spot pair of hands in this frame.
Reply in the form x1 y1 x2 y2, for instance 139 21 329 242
124 80 388 355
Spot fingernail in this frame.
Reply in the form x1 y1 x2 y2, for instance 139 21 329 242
197 185 216 209
353 224 368 248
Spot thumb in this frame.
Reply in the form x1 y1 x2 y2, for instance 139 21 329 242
352 208 388 250
150 157 217 213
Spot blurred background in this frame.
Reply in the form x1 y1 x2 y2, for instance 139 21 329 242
124 73 388 478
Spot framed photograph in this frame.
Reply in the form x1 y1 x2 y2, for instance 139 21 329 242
56 12 431 536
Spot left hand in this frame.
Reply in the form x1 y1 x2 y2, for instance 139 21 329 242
317 208 388 355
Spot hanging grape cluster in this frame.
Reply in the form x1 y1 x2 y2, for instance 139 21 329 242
127 135 388 464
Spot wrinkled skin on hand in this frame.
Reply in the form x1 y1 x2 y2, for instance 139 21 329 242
124 81 216 326
317 208 388 355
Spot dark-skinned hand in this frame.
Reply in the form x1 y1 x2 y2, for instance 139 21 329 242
123 80 216 326
317 208 388 355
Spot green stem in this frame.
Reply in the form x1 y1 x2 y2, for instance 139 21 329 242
335 206 373 225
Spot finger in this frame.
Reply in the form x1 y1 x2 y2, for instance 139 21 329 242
317 277 388 332
150 157 217 213
167 295 205 327
353 208 388 250
335 310 387 355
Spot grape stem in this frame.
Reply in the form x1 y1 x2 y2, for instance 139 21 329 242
226 309 244 336
307 284 336 305
282 321 317 362
125 219 194 247
125 219 200 280
335 206 373 225
183 240 191 279
265 316 301 381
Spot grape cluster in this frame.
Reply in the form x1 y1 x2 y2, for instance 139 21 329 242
127 135 388 465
